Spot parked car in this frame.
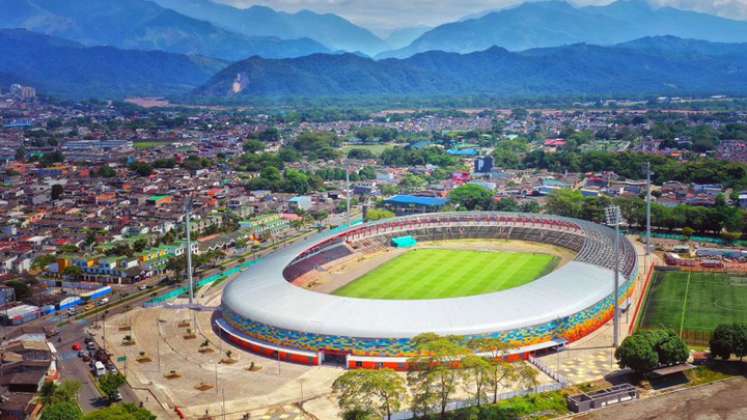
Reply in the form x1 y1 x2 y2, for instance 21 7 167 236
94 361 107 377
72 343 81 351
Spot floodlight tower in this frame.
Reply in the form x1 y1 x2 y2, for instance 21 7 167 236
345 163 351 227
605 205 622 348
185 198 194 305
645 162 652 257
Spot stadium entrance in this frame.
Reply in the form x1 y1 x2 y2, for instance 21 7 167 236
322 349 348 366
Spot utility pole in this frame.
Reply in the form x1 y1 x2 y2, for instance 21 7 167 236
185 198 194 305
606 205 622 348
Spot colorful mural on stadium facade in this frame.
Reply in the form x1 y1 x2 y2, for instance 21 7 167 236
221 268 638 357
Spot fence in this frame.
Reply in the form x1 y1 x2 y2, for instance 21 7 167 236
389 354 569 420
144 259 260 307
389 382 567 420
144 219 365 307
681 329 713 346
528 355 569 386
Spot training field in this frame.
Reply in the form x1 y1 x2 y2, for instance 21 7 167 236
332 249 557 300
638 271 747 338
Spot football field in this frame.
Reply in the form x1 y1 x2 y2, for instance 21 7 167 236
333 249 557 300
638 271 747 337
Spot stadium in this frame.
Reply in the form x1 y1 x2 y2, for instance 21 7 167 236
216 212 639 370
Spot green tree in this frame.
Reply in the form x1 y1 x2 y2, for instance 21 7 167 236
461 355 491 407
83 403 156 420
332 369 407 420
243 139 265 153
366 209 395 221
347 148 376 160
132 238 148 253
33 254 57 270
41 401 82 420
546 189 584 219
99 373 126 402
407 333 470 417
448 184 493 211
97 166 116 178
615 334 659 373
468 338 516 404
709 323 747 360
128 161 152 177
6 280 31 300
398 175 427 193
655 334 689 366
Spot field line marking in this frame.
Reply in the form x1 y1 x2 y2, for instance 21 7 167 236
678 271 692 337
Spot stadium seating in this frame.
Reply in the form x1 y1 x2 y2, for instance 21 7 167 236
283 212 638 283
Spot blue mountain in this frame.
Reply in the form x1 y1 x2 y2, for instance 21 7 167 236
0 0 330 61
151 0 387 55
380 0 747 58
193 36 747 100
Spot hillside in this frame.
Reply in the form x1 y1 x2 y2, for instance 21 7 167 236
380 0 747 58
191 36 747 101
151 0 387 55
0 29 225 98
0 0 330 60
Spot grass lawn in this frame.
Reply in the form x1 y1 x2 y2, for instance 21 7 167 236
341 143 396 156
639 271 747 337
133 141 163 149
333 249 557 300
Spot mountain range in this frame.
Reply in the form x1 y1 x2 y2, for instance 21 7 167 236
0 29 224 98
192 36 747 101
0 0 330 61
150 0 388 55
380 0 747 58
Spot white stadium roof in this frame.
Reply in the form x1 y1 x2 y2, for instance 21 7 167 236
222 219 631 339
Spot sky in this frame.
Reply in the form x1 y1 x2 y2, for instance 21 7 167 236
215 0 747 34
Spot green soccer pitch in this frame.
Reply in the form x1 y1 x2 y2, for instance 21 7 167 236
332 249 558 300
638 271 747 336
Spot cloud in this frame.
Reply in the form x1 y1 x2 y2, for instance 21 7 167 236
215 0 747 32
651 0 747 20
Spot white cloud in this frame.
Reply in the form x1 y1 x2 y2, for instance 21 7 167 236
215 0 747 32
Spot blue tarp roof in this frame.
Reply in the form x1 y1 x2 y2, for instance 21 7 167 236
447 148 478 156
384 195 448 207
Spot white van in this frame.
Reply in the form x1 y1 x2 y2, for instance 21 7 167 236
94 361 107 377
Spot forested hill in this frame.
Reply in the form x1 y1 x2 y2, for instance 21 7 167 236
192 36 747 101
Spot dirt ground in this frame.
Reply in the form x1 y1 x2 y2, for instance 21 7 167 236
577 377 747 420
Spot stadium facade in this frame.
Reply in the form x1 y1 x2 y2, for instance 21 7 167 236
217 212 639 370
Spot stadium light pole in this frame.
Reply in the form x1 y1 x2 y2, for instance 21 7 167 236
345 162 351 228
605 205 622 348
185 198 194 305
645 162 652 258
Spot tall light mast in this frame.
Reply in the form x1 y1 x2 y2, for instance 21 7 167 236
645 162 652 258
185 198 194 305
345 163 351 227
605 205 622 348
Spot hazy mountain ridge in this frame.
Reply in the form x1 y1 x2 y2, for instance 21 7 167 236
150 0 387 55
379 0 747 58
0 29 225 98
192 36 747 100
0 0 331 60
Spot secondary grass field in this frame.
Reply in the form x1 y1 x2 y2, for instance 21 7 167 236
333 249 557 300
638 271 747 338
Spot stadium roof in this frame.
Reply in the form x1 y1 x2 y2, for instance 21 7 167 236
384 195 448 207
222 214 635 339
